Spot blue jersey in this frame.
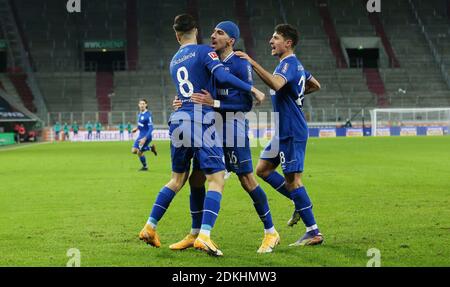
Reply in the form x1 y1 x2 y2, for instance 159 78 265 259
137 110 153 139
271 54 311 141
216 52 253 113
169 43 223 121
167 44 254 175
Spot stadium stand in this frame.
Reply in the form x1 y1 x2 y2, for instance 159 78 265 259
379 0 450 107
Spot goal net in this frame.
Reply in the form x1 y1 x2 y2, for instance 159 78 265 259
370 108 450 136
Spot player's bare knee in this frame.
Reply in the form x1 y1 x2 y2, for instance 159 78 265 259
239 173 258 192
210 179 224 192
167 180 184 193
256 160 275 179
256 165 270 179
167 173 188 192
285 173 303 191
206 173 225 192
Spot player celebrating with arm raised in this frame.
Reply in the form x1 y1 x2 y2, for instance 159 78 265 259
131 99 157 171
139 14 265 257
235 24 323 246
169 21 280 253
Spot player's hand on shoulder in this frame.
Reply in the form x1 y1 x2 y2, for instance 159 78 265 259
191 89 214 107
235 51 250 61
251 87 265 106
235 51 254 65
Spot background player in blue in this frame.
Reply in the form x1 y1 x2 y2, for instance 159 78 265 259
236 24 323 246
139 14 265 257
169 21 279 254
131 99 157 171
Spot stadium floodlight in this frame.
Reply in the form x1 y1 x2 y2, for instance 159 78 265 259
370 107 450 136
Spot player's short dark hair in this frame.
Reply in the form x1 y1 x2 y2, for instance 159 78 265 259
274 24 299 47
139 98 148 108
173 14 197 33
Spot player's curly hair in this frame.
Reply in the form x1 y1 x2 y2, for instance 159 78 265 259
173 14 197 33
274 24 299 47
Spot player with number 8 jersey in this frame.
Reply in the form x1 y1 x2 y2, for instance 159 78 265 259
139 14 266 257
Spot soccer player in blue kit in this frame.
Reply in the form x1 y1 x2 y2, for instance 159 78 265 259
169 21 280 254
139 14 265 256
236 24 324 246
131 99 157 171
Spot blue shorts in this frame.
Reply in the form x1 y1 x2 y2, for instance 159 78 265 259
260 137 307 174
133 134 152 152
193 145 253 175
192 117 253 175
223 146 253 175
169 120 225 175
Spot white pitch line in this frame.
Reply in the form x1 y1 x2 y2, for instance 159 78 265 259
0 142 51 152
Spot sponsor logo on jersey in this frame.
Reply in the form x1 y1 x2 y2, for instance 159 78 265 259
281 63 289 74
217 89 229 96
171 52 196 66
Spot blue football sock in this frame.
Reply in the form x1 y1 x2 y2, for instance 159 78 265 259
147 186 176 228
248 185 274 230
200 191 222 236
290 186 319 235
139 155 147 167
264 171 291 200
190 186 206 230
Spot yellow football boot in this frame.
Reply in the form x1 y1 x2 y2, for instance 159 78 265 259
169 233 197 250
139 224 161 248
193 233 223 257
257 231 280 253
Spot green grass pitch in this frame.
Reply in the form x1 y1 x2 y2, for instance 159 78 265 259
0 137 449 267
